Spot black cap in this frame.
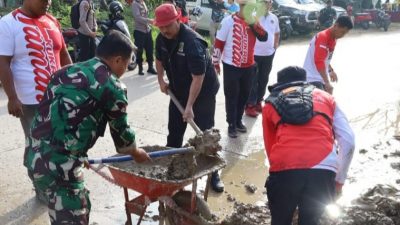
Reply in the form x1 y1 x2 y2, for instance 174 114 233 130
277 66 307 84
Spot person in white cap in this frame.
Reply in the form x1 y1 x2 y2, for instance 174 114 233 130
212 0 268 138
153 4 224 192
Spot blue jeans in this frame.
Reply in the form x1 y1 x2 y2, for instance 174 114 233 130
247 54 275 105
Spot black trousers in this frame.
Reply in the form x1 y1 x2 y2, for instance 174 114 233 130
223 63 255 126
167 95 216 148
266 169 336 225
78 33 96 62
247 54 275 105
133 30 154 66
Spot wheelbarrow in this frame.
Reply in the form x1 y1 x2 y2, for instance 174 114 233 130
90 146 225 225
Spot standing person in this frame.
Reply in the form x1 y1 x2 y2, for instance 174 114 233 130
303 15 353 94
153 4 223 192
318 0 337 28
212 0 268 138
245 0 279 117
225 0 240 15
25 31 151 225
176 0 189 24
262 66 355 225
77 0 97 62
132 0 157 75
0 0 72 200
209 0 226 48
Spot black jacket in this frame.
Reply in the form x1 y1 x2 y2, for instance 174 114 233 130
156 24 220 100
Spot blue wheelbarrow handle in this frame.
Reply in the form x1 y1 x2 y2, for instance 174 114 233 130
88 146 195 164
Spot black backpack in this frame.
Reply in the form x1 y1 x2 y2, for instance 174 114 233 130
265 84 331 126
70 0 89 29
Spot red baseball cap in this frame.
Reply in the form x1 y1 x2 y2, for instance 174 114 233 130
154 4 181 27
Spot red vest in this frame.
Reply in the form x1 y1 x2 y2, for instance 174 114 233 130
262 88 335 172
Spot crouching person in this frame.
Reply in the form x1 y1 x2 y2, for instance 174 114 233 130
24 31 151 225
262 66 355 225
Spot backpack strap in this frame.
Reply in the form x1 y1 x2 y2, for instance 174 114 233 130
266 84 332 128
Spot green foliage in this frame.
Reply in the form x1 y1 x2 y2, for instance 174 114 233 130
49 0 72 27
0 0 211 46
0 7 12 16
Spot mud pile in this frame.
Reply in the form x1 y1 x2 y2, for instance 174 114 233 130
220 202 271 225
217 184 400 225
167 153 197 180
322 184 400 225
187 128 222 155
109 145 225 181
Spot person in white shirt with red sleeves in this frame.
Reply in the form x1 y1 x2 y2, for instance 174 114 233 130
212 0 268 138
245 0 280 117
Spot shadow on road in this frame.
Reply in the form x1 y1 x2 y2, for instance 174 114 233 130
0 197 48 225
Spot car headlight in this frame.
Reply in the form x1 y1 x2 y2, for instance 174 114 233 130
293 9 307 15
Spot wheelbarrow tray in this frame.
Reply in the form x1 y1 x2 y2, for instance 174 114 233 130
105 147 225 200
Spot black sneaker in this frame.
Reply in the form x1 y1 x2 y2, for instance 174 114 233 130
138 65 144 75
210 171 224 193
236 121 247 133
147 67 157 75
228 125 237 138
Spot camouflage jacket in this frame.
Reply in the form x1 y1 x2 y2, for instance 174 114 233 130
30 57 136 156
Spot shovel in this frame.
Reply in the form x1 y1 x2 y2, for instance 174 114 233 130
88 146 195 164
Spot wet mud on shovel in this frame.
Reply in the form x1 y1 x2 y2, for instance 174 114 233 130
167 89 222 156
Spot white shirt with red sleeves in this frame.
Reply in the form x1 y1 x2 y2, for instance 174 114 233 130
215 14 258 68
303 28 336 83
0 9 65 104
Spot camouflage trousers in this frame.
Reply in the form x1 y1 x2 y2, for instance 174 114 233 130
25 138 91 225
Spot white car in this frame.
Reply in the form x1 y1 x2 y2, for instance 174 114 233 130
186 0 215 32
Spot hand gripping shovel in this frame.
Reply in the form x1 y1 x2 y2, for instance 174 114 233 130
167 89 203 135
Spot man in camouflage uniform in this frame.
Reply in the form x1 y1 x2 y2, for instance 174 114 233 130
24 31 151 225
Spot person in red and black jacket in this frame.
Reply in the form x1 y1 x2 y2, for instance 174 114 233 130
262 66 355 225
212 0 267 138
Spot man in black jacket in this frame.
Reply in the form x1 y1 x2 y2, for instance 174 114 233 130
154 3 224 193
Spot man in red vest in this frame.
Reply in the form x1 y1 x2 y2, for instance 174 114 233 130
262 66 355 225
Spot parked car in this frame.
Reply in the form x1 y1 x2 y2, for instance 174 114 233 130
186 0 213 32
272 0 319 33
295 0 347 18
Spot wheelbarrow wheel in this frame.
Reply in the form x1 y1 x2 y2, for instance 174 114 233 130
165 191 212 225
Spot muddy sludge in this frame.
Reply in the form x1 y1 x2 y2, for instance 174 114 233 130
187 128 222 155
109 145 225 182
321 184 400 225
220 202 271 225
218 184 400 225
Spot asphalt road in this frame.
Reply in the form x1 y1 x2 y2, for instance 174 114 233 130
0 24 399 225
